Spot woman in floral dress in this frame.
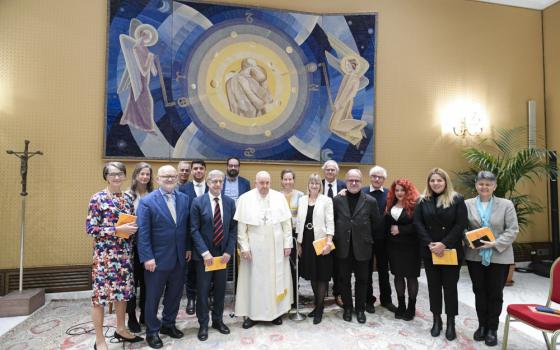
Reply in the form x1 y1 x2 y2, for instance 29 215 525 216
86 162 142 350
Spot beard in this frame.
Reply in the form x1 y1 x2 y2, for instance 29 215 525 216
227 169 239 178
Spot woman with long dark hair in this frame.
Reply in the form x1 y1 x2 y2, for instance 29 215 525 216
125 162 153 332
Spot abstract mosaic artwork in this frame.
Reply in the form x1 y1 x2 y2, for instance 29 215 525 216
105 0 376 163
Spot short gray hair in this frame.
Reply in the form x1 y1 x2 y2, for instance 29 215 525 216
207 169 225 183
369 165 387 178
476 171 497 183
322 160 339 172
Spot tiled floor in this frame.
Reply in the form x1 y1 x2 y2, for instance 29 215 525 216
0 267 550 349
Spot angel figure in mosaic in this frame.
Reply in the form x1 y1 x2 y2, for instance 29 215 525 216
325 33 369 146
117 19 159 134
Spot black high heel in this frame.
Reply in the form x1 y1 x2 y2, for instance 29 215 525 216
114 331 144 343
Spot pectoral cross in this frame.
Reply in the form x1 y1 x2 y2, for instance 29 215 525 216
262 213 268 225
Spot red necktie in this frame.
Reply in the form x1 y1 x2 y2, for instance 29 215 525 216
213 197 224 246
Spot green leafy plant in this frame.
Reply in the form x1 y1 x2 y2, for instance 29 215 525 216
455 127 555 231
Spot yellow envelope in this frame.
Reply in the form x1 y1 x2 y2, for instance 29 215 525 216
312 237 335 256
432 249 458 265
465 227 496 249
115 213 136 239
205 256 227 272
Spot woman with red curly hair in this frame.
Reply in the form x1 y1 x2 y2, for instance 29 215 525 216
385 178 421 321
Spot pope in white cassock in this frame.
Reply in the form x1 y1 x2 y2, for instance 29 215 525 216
234 171 293 328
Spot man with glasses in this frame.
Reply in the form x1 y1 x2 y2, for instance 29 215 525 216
178 159 208 315
222 157 250 202
332 169 380 324
363 166 397 314
190 170 237 341
137 165 190 348
321 160 346 307
177 161 191 186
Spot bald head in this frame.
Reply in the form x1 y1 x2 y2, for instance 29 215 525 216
157 165 178 192
346 169 363 194
255 171 271 197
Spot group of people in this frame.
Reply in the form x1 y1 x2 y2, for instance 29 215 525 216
85 158 518 349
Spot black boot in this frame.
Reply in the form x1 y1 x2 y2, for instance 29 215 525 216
430 314 442 337
395 296 406 319
485 329 498 346
126 299 141 333
403 298 416 321
445 315 456 341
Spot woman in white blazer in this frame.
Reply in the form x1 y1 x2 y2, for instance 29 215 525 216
464 171 519 347
296 173 335 324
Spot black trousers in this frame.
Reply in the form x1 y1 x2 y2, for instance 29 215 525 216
184 258 197 299
195 259 227 327
126 246 145 317
467 261 509 330
289 230 298 303
423 257 461 316
366 239 392 305
338 248 369 311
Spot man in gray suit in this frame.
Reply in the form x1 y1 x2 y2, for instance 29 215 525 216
332 169 380 324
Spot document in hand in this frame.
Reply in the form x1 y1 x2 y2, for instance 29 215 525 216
431 249 458 265
205 257 227 272
115 213 137 239
465 227 496 249
312 237 335 256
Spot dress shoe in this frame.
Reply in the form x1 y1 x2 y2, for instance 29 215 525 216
313 308 323 325
334 295 344 309
127 316 141 333
242 317 257 329
343 308 352 322
186 299 195 315
445 316 456 341
212 321 231 334
381 301 398 313
403 298 416 321
308 308 316 318
197 326 208 341
160 325 184 339
356 310 367 324
146 334 163 349
114 331 144 343
473 326 487 341
485 329 498 346
271 316 283 325
431 314 442 337
395 297 406 319
365 302 376 314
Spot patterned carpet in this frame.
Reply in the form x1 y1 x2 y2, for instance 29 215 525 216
0 279 538 350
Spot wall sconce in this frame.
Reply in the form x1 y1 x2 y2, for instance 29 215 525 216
453 113 483 137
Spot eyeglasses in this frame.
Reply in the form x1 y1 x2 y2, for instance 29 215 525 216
227 164 240 168
107 172 125 178
347 179 361 183
159 175 178 180
209 179 224 184
371 175 385 180
324 168 337 172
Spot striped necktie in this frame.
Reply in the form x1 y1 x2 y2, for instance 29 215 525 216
213 197 224 246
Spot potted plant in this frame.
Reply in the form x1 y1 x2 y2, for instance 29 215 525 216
455 127 555 284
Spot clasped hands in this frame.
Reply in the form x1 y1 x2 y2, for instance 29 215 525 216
241 248 291 262
116 222 137 235
429 242 446 257
475 240 496 249
203 252 231 266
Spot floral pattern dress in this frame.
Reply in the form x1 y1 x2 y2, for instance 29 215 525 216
85 190 135 306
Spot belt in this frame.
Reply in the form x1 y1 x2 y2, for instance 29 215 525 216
305 222 314 230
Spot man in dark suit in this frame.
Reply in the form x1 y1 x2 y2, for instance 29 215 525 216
137 165 190 349
177 159 208 315
321 160 346 307
222 157 250 202
177 160 191 186
333 169 380 324
190 169 237 341
362 166 397 313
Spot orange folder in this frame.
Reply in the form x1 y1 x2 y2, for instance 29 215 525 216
466 227 496 249
432 249 458 265
205 257 227 272
312 237 335 256
115 213 136 239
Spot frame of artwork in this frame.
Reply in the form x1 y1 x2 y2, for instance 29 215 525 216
104 0 377 164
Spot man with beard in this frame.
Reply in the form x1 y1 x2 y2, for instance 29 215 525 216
222 157 250 202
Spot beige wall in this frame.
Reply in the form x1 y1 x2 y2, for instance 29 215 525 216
544 3 560 159
0 0 549 269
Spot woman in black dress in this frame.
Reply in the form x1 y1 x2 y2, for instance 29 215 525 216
385 178 420 321
296 173 335 324
413 168 467 341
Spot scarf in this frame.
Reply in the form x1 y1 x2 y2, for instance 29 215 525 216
476 196 494 266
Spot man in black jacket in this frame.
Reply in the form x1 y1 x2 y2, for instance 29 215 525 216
363 166 397 313
333 169 380 324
